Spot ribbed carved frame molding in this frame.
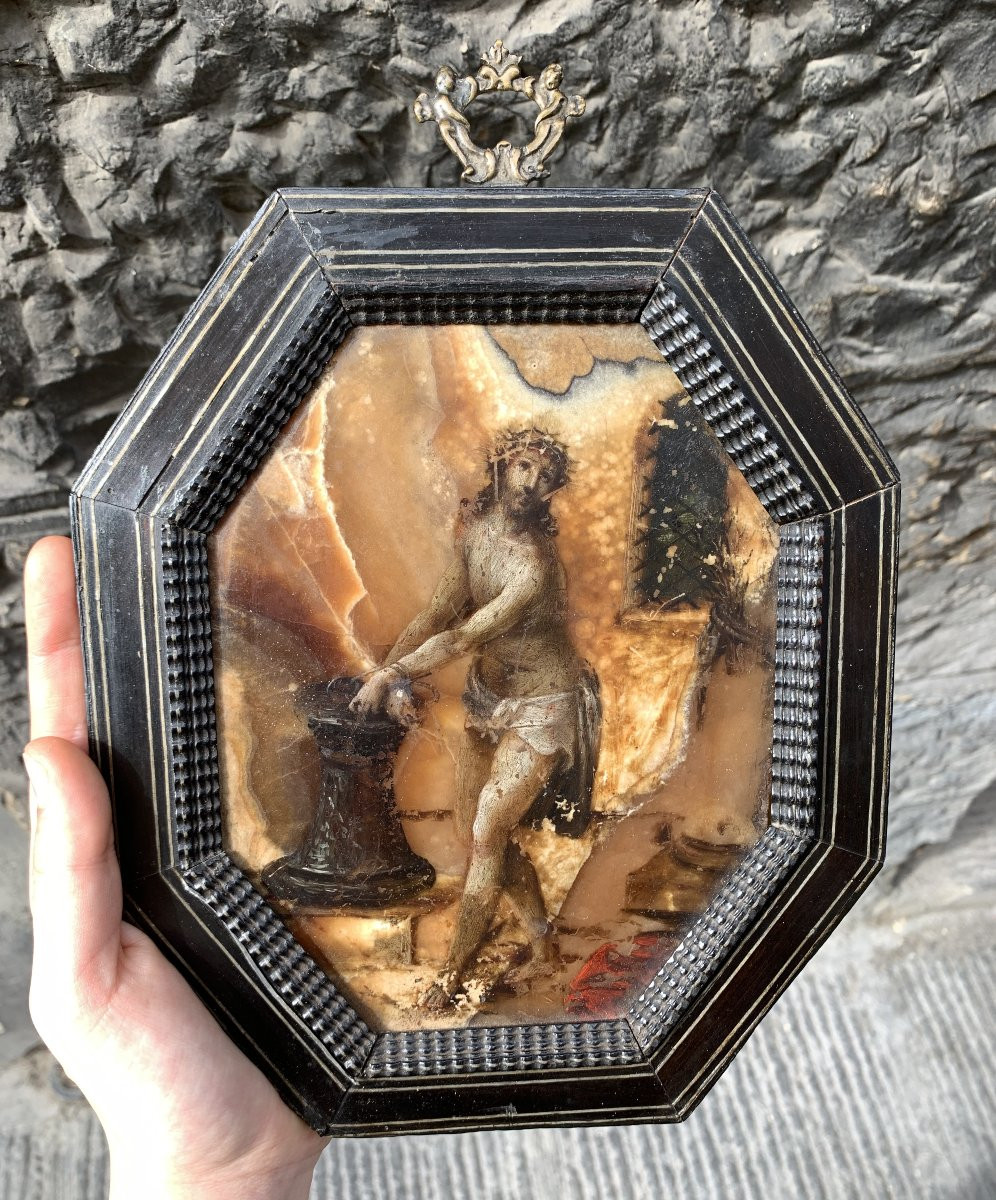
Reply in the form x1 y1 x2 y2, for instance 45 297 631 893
155 286 823 1080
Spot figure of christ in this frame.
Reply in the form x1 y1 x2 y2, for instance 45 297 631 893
350 429 600 1010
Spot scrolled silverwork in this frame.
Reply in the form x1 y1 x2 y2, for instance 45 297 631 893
414 40 585 186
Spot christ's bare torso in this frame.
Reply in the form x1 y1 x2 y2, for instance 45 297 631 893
461 507 581 699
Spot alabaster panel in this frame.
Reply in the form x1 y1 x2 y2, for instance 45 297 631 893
209 324 778 1031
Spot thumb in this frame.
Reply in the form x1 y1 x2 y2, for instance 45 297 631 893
25 736 123 1030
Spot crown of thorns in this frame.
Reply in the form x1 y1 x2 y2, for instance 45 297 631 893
486 427 572 483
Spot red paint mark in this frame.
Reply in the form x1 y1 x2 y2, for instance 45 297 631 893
565 932 677 1019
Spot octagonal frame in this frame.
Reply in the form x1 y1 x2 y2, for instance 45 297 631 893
71 188 898 1135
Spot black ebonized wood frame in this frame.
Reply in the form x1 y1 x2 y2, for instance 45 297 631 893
71 189 899 1136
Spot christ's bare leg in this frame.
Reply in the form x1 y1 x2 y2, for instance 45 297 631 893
426 732 557 1005
453 729 491 848
457 735 550 932
503 842 551 950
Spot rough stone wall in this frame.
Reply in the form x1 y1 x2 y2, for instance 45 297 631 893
0 0 993 865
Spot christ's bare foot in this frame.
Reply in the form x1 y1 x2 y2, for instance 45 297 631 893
419 984 451 1012
529 921 562 969
419 973 458 1012
503 935 562 993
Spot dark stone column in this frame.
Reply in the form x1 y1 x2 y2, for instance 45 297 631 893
262 678 435 909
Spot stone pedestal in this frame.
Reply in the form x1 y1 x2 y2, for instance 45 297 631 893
624 830 751 928
262 677 436 908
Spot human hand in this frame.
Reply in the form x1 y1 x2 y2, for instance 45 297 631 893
23 536 328 1200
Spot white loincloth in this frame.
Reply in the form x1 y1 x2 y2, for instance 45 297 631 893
463 661 601 837
463 668 577 761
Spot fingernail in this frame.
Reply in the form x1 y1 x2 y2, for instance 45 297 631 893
22 747 45 827
22 749 45 876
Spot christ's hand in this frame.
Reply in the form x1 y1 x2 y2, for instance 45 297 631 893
23 537 327 1200
349 666 402 716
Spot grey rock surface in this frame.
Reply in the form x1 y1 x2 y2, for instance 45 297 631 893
0 0 993 1195
0 805 33 1071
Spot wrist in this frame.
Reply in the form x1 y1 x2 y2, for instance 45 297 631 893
109 1146 322 1200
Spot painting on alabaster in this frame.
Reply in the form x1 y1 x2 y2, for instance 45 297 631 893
209 324 779 1030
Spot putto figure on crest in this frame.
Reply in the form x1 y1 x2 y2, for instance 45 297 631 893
414 40 586 185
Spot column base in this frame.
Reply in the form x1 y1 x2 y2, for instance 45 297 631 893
261 852 436 909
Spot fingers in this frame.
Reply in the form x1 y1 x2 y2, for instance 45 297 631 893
25 736 122 1024
25 536 88 749
384 688 416 724
349 679 382 714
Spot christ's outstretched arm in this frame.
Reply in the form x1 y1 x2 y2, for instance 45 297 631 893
391 558 540 678
384 554 471 665
350 551 541 715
